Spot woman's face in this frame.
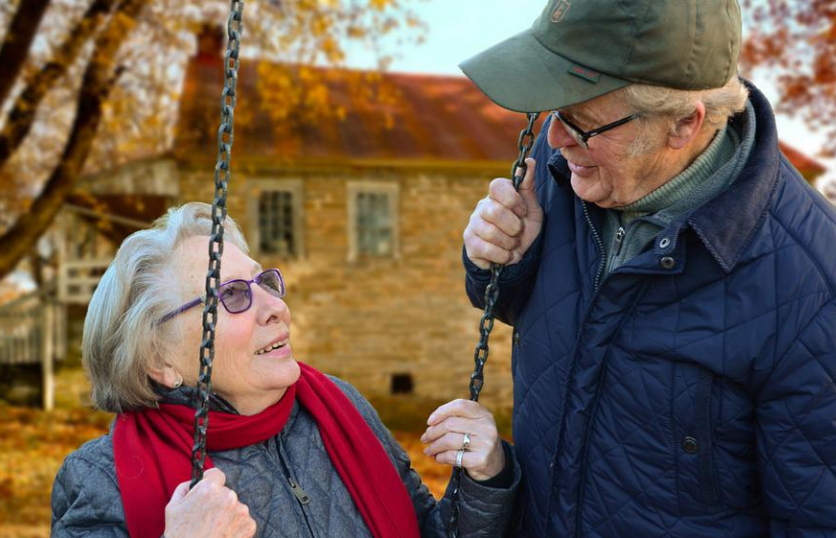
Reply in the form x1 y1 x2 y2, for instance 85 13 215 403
163 235 300 415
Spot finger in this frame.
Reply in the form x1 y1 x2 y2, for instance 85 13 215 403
463 236 515 267
422 415 478 445
480 199 524 237
427 399 487 425
424 431 474 457
517 158 540 212
434 449 486 471
235 501 251 521
488 177 527 218
202 467 227 487
168 480 191 504
240 517 257 538
471 219 520 251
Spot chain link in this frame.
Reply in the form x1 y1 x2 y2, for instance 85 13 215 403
190 0 245 488
447 112 540 538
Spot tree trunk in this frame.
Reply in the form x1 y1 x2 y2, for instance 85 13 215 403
0 0 146 281
0 0 51 106
0 0 118 166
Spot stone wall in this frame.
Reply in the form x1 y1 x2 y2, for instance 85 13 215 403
178 164 515 411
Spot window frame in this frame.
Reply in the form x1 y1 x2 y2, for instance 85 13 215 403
346 181 400 262
248 179 305 259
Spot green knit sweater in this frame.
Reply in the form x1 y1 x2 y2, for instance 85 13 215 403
600 102 756 275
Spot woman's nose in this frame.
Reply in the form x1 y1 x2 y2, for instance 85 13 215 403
547 115 578 150
254 285 291 325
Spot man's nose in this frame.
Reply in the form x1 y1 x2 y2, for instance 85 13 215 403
547 115 578 150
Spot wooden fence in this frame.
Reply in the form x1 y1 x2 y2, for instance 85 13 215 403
0 289 67 410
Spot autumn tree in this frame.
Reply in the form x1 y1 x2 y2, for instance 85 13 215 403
0 0 423 281
741 0 836 155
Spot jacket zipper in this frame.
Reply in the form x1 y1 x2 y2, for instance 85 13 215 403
608 225 626 275
582 201 606 291
288 476 312 505
572 281 651 538
614 226 625 252
276 439 318 538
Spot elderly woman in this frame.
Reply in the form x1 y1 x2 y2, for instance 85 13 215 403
51 202 519 538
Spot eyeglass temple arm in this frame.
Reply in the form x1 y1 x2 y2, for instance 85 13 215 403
158 296 205 324
586 113 641 138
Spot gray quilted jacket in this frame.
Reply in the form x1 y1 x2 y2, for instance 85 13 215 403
51 377 520 538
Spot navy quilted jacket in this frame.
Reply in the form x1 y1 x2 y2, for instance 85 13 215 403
465 84 836 538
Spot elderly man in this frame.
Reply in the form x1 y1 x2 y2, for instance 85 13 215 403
461 0 836 537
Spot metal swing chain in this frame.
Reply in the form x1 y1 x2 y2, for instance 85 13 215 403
190 0 245 488
447 111 540 538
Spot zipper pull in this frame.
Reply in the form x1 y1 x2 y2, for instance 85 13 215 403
288 477 311 505
614 226 626 256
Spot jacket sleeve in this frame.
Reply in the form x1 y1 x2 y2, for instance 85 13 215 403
51 450 130 538
329 377 521 538
463 128 552 327
753 299 836 537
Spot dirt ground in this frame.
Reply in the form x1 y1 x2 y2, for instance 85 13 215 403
0 367 455 538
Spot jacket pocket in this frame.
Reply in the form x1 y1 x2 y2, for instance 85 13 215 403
672 363 719 513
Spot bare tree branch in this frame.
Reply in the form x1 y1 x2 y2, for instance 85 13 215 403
0 0 51 106
0 0 118 167
0 0 147 280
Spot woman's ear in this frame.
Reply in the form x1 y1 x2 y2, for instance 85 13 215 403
147 361 183 389
668 101 707 150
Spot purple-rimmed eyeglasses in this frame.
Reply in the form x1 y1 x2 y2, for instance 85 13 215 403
552 110 641 150
158 269 286 324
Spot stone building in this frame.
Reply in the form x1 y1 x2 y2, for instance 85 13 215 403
7 28 827 410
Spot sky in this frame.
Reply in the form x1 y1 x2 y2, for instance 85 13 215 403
344 0 835 187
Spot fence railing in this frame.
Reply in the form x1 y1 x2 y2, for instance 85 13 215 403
0 288 67 410
58 259 110 304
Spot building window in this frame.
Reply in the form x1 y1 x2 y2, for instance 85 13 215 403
348 182 399 261
259 191 295 255
391 373 414 395
248 180 304 258
357 192 392 256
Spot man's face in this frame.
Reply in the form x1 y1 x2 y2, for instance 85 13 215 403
547 92 673 208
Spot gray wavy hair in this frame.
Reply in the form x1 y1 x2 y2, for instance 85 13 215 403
617 75 750 155
82 202 249 413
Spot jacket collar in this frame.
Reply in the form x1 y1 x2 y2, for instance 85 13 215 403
548 81 780 273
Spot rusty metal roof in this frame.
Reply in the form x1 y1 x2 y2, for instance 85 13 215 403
175 59 540 168
174 56 826 179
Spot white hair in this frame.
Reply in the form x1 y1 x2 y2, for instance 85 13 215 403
82 202 249 413
617 76 750 156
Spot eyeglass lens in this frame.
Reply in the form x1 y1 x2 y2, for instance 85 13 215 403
219 270 285 314
553 112 588 149
256 269 285 298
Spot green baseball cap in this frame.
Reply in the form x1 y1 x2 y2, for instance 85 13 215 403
459 0 742 113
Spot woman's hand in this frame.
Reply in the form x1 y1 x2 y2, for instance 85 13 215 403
164 468 256 538
421 399 505 481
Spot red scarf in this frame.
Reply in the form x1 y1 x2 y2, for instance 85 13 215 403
113 363 420 538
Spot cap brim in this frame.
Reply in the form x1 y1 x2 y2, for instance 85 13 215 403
459 29 630 113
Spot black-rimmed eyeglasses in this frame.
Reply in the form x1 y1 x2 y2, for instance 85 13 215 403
158 268 286 324
552 110 641 150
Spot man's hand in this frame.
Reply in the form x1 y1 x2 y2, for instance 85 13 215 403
164 468 256 538
464 158 543 270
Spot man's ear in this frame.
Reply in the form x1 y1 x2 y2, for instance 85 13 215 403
668 101 707 150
